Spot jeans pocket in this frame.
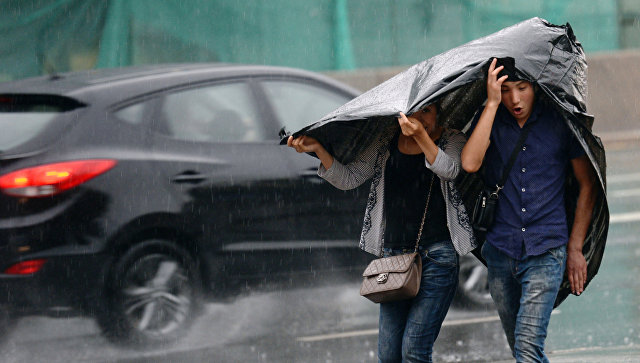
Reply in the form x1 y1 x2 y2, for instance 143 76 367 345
480 240 488 260
424 242 458 268
547 245 567 264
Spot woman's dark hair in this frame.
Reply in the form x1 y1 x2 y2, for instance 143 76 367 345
421 100 441 113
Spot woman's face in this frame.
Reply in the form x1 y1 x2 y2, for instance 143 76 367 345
412 104 440 135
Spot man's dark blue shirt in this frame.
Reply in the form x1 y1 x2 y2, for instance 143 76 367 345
470 101 584 259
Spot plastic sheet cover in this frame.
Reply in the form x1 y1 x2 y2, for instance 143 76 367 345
290 17 608 307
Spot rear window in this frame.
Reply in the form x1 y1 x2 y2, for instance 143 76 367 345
0 95 84 151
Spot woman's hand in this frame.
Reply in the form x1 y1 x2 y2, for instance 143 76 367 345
287 135 320 153
287 135 334 170
487 58 508 108
397 112 427 138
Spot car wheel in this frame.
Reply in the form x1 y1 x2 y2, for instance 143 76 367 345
455 256 494 309
98 240 202 346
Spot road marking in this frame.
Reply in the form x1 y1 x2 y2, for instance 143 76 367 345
297 329 379 342
610 211 640 224
603 173 640 222
550 344 640 355
297 312 560 343
598 128 640 142
609 188 640 198
608 172 640 184
222 240 355 251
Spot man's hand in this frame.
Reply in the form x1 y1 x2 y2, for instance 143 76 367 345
287 135 320 153
487 58 508 108
397 112 426 138
566 247 587 295
566 155 595 296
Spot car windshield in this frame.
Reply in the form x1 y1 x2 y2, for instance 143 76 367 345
0 95 83 152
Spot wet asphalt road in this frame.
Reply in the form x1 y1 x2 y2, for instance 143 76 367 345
1 138 640 362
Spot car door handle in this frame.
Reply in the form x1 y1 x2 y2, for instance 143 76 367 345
300 169 319 177
171 171 207 184
300 169 324 184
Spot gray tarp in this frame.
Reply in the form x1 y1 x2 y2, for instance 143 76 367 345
289 17 609 307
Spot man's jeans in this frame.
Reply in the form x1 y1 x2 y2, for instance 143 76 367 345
378 240 459 363
482 242 566 363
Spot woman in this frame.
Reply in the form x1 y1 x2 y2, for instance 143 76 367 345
288 103 476 362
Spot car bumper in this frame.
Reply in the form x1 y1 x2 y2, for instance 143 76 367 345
0 252 106 315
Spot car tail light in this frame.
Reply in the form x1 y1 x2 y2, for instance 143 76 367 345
4 259 47 275
0 159 117 197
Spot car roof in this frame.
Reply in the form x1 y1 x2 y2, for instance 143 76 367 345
0 63 359 106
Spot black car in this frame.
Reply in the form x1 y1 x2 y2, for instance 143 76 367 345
0 64 489 346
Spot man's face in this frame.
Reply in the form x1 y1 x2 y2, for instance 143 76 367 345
501 80 535 123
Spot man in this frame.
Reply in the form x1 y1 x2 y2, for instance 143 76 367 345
461 58 595 362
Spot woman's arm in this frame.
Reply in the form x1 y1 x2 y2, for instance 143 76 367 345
423 130 466 181
287 135 379 190
396 112 465 181
397 112 440 165
288 135 334 169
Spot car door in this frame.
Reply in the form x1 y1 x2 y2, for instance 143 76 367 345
140 79 312 278
258 78 371 271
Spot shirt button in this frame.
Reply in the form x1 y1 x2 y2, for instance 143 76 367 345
521 168 526 173
521 208 526 212
521 188 526 192
522 227 526 232
522 146 527 151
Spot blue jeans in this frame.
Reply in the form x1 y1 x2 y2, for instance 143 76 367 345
481 242 566 363
378 240 459 363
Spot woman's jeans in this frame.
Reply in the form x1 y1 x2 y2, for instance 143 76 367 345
378 240 459 363
481 242 566 363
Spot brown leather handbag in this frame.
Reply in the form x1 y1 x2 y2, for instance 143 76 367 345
360 175 435 303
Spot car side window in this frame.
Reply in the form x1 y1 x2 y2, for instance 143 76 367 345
114 102 147 125
159 82 264 143
261 81 352 132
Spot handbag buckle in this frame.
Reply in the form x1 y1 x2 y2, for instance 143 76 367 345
376 273 389 284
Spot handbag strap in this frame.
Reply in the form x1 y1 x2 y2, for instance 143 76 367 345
493 122 533 195
414 173 436 252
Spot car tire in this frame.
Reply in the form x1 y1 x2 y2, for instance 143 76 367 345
97 239 202 346
455 256 494 309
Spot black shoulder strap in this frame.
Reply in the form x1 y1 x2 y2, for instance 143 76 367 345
498 122 533 188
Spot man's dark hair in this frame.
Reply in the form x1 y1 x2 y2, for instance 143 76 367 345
495 57 524 82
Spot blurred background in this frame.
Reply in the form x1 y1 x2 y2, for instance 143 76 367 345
0 0 638 80
2 0 638 134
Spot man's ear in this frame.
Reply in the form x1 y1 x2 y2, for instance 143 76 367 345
532 83 542 99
